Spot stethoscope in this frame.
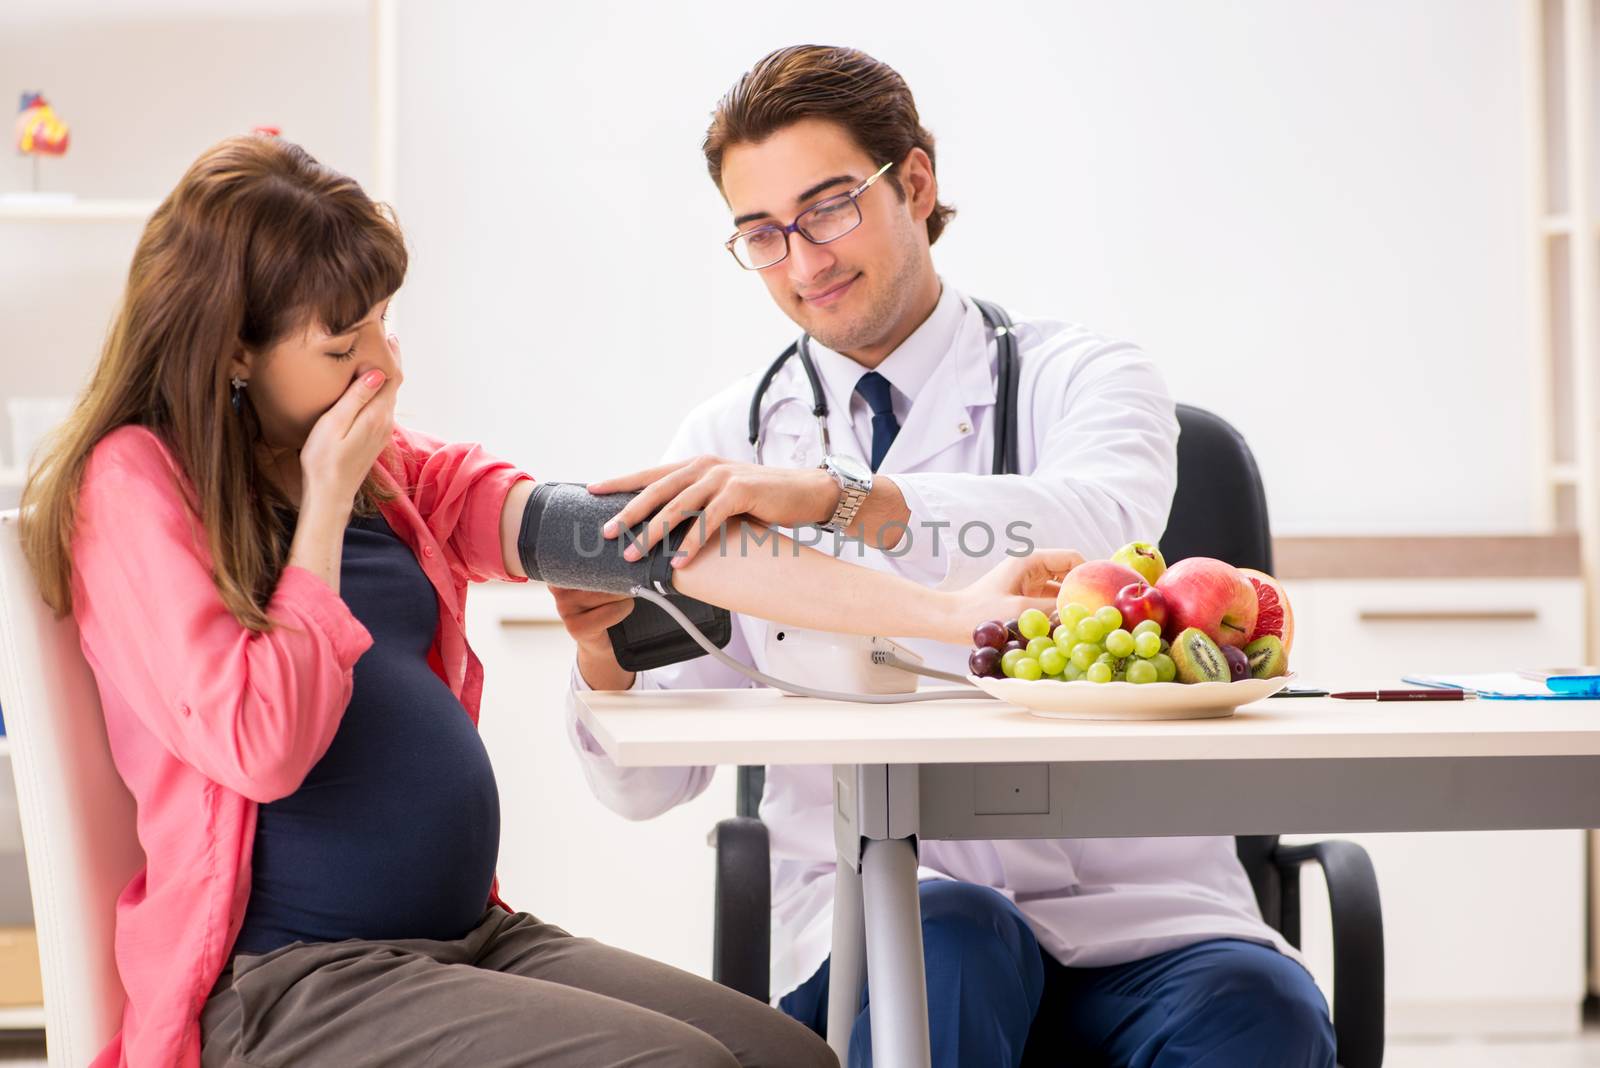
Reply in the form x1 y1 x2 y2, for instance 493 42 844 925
746 298 1022 476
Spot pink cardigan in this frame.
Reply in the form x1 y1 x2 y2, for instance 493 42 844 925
69 424 530 1067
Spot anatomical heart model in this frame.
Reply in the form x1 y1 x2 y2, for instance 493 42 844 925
15 91 71 195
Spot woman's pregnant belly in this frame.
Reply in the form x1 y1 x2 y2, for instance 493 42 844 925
234 655 501 955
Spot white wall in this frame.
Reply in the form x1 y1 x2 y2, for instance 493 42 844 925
392 0 1540 535
0 6 372 465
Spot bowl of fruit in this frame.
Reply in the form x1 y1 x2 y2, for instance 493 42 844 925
967 542 1294 720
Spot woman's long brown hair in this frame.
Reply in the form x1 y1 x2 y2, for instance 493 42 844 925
19 134 407 630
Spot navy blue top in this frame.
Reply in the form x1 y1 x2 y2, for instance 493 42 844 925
233 509 501 956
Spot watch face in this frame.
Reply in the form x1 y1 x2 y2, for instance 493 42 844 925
829 454 872 485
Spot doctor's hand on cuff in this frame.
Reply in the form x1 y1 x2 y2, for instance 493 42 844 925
587 454 909 566
588 456 833 563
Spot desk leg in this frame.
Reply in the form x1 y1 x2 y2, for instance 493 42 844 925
829 763 931 1067
861 836 931 1068
827 852 865 1060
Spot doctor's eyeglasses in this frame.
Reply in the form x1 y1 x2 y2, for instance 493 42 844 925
724 161 895 271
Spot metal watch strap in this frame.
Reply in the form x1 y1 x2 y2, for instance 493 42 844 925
824 479 870 532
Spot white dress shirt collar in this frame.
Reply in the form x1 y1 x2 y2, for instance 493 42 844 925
805 281 967 422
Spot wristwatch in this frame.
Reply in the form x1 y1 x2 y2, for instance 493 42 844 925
819 454 874 534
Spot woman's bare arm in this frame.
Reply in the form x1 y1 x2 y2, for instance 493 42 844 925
565 520 1079 691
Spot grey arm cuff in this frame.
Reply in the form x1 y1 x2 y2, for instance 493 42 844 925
518 481 687 596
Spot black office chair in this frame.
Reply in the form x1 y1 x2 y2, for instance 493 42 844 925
710 404 1385 1068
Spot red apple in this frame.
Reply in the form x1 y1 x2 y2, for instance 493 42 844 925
1114 582 1168 631
1055 560 1144 614
1155 557 1259 647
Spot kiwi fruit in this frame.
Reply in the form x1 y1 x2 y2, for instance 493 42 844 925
1170 627 1229 683
1244 635 1288 679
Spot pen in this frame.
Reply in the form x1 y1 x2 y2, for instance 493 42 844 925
1329 689 1472 701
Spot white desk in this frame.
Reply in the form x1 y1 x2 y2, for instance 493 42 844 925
572 687 1600 1066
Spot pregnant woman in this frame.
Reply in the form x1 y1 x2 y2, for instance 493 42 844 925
18 134 1073 1068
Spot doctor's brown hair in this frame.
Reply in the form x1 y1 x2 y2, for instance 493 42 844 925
703 44 956 245
20 134 405 630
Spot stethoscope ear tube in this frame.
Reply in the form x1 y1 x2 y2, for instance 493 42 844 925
795 335 832 457
971 298 1019 476
747 338 798 449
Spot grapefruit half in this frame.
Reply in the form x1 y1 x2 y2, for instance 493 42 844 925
1239 568 1294 654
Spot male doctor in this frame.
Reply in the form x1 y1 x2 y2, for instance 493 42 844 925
557 44 1335 1068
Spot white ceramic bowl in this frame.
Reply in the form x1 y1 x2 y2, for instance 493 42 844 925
966 673 1296 720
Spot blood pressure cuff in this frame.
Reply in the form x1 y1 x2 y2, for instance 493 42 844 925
518 481 732 671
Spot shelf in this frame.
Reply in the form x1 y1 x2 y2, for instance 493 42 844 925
1544 214 1574 234
0 1004 44 1030
1552 463 1581 485
1274 534 1582 579
0 198 157 222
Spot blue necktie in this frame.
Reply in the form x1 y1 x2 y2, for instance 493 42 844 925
855 371 900 473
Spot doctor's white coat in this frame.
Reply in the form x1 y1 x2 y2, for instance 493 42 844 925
566 286 1299 1000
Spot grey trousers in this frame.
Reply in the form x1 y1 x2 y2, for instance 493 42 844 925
200 907 837 1068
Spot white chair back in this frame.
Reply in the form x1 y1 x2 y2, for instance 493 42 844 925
0 509 141 1063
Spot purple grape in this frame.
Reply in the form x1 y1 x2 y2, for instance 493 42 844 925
969 646 1002 678
1048 610 1061 630
1001 639 1025 655
1221 644 1249 682
1004 618 1023 642
973 620 1008 651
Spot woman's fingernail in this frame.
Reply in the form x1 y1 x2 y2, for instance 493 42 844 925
362 370 386 389
623 547 638 561
602 519 617 536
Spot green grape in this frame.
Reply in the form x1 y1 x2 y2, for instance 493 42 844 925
1126 659 1158 685
1013 656 1044 681
1069 643 1101 671
1104 628 1135 658
1133 631 1162 658
1096 651 1118 667
1074 617 1106 644
1038 647 1068 676
1052 625 1076 648
1026 636 1055 659
1132 619 1162 637
1001 649 1029 677
1061 603 1091 628
1094 605 1122 631
1152 652 1177 682
1085 662 1114 684
1062 663 1085 682
1018 609 1051 640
